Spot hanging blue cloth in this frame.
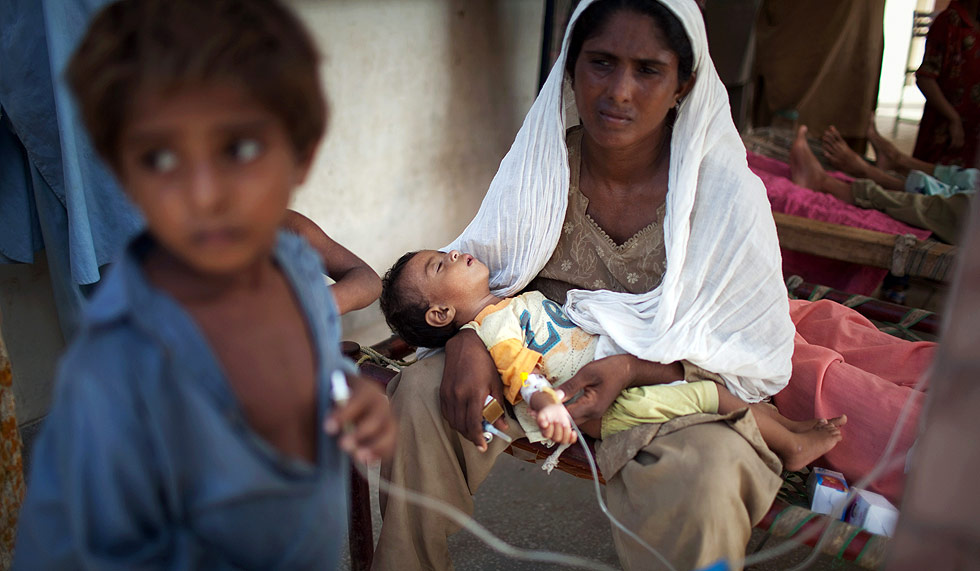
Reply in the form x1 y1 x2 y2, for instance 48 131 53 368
0 0 143 338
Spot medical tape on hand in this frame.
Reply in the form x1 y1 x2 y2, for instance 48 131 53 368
520 372 557 404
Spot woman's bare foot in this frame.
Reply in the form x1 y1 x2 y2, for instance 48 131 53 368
780 423 843 472
789 126 855 203
866 114 902 173
822 126 870 177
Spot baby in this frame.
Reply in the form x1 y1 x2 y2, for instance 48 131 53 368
380 249 846 472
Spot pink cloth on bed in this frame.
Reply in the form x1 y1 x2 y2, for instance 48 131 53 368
774 299 933 504
748 152 931 295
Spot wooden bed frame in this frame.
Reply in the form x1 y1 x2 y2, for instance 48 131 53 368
773 212 955 283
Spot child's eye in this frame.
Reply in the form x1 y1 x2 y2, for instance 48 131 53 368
141 149 179 173
228 138 263 163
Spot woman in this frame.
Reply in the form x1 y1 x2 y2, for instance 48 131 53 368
913 0 980 168
375 1 932 569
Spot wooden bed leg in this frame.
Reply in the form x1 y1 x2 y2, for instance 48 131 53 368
348 461 374 571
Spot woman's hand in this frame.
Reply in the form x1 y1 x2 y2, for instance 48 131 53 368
325 374 397 464
561 355 684 426
441 328 508 451
560 355 636 426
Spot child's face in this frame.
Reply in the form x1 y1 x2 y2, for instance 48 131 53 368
117 82 313 276
403 250 491 321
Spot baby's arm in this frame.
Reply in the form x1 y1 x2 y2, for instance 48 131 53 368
522 371 577 445
283 210 382 314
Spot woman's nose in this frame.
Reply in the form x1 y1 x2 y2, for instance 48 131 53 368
608 68 633 102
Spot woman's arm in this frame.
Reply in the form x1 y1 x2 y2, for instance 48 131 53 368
282 210 382 314
441 328 509 451
916 76 965 150
560 354 683 427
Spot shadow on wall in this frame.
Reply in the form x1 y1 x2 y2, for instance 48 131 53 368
439 0 530 234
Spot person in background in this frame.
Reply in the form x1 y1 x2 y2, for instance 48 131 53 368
791 124 973 245
913 0 980 168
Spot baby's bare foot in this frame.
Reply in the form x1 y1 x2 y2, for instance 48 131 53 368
822 126 869 177
781 425 843 472
786 414 846 433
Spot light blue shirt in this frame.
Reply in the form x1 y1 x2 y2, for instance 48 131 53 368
14 231 352 570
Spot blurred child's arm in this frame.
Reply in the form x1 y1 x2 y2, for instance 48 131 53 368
324 373 396 464
283 209 382 314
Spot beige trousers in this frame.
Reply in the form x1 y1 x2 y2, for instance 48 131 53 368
851 179 972 244
372 353 782 571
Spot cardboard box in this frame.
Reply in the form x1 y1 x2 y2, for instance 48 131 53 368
847 489 899 537
807 467 849 520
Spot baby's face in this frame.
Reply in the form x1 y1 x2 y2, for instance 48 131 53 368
116 81 311 277
403 250 491 311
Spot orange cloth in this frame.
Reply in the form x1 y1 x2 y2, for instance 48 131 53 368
488 339 542 404
467 299 543 405
773 299 934 503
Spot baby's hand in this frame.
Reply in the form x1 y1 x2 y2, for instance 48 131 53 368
534 402 577 445
325 374 397 464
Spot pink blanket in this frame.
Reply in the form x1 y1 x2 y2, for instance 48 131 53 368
748 152 931 295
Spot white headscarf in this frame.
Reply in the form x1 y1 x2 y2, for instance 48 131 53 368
446 0 794 402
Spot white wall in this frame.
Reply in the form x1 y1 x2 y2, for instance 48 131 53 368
877 0 945 119
286 0 545 343
286 0 544 343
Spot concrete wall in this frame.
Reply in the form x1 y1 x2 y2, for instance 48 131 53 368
287 0 544 343
2 0 545 424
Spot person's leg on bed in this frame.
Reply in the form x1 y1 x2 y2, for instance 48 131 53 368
790 299 935 388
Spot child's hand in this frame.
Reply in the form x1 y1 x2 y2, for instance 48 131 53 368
533 402 577 445
325 374 396 464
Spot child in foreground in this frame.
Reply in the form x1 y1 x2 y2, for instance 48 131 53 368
14 1 395 568
380 249 845 471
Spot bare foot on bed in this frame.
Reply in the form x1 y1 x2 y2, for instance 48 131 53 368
789 125 855 204
822 126 870 178
790 125 826 189
866 114 903 173
780 423 844 472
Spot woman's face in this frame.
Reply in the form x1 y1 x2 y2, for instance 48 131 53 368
572 9 693 151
